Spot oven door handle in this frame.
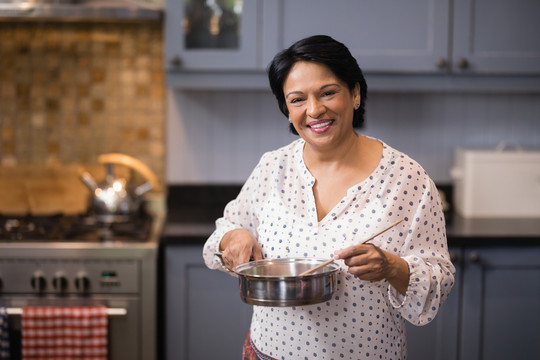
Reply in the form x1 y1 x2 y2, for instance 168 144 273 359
5 307 127 316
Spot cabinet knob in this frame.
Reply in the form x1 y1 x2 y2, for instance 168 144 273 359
457 58 469 69
169 55 182 68
469 251 480 263
436 57 447 69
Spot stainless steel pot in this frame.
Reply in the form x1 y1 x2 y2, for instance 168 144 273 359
234 258 340 307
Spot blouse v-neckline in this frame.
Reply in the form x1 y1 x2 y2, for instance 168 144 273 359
294 139 387 225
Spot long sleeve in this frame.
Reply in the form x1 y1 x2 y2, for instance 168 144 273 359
386 178 455 326
202 154 266 271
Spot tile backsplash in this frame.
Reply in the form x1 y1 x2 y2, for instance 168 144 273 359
0 21 165 183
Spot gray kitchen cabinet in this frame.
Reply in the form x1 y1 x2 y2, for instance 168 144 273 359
164 0 261 71
452 0 540 74
165 241 540 359
164 244 252 360
267 0 540 74
165 0 451 74
262 0 451 74
165 0 540 90
407 244 540 360
460 245 540 360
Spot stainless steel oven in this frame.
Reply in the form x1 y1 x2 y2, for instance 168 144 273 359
0 215 158 360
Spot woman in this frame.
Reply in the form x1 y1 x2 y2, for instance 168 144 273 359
203 35 455 360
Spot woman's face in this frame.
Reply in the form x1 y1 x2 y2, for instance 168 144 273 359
283 61 360 150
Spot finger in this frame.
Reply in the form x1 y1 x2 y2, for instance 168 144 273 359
252 244 264 261
347 263 385 282
237 251 253 265
335 244 372 260
221 254 235 270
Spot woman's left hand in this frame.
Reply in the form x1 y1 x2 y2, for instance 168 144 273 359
334 244 410 295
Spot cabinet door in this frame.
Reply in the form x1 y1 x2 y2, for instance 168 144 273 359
165 0 260 70
453 0 540 74
460 246 540 360
165 245 253 360
262 0 450 73
405 246 461 360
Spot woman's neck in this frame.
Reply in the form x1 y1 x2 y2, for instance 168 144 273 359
303 132 362 168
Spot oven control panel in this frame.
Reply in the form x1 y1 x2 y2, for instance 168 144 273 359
0 258 140 294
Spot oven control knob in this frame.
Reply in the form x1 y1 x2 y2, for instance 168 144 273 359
31 271 47 293
52 272 68 293
75 272 91 293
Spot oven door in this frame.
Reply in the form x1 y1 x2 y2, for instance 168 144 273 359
2 297 141 360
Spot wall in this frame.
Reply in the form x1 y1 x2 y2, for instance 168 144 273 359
0 22 166 182
2 22 538 187
167 89 540 184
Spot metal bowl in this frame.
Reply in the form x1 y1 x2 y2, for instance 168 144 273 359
234 258 340 307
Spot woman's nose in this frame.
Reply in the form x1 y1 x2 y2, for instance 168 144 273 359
307 97 325 118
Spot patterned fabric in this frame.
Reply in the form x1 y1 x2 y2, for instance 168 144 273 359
204 138 456 360
0 307 10 360
242 331 277 360
22 306 108 360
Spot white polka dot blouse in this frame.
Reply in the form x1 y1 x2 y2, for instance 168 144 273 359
203 138 456 360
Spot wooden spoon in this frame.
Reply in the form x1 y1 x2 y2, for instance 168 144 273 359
299 218 404 276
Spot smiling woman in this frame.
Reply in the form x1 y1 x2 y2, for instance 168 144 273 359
202 35 455 360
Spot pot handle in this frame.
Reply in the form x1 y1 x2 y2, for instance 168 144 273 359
214 252 239 276
98 153 161 192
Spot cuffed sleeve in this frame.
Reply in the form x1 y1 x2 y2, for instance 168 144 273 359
386 179 455 326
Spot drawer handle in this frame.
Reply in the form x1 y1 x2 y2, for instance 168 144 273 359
169 55 182 68
457 58 469 69
5 307 127 316
469 251 480 263
436 57 447 69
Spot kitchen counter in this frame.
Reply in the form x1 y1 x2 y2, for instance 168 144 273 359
445 214 540 244
161 214 540 246
161 185 540 245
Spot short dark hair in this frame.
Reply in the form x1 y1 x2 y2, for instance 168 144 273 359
267 35 367 135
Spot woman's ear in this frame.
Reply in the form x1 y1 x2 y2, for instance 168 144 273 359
353 83 361 104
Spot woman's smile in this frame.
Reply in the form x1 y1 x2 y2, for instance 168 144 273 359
307 119 334 133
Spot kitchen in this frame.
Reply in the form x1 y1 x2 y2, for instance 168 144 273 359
1 0 540 359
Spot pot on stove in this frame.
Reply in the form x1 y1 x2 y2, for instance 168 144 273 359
79 153 161 223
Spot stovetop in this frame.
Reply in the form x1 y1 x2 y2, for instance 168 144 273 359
0 212 152 242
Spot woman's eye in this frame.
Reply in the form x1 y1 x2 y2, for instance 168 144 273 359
322 90 336 97
289 98 304 104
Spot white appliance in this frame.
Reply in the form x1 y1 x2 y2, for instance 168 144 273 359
451 145 540 218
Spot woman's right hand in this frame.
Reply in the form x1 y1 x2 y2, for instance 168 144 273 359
219 228 263 270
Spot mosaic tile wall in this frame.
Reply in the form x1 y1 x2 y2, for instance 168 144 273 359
0 21 165 183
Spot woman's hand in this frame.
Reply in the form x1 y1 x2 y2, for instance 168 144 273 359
334 244 410 295
219 228 264 270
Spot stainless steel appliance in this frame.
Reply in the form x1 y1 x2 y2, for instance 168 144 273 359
0 213 158 360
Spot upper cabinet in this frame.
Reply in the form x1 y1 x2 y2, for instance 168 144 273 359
164 0 260 71
261 0 450 74
452 0 540 74
165 0 540 90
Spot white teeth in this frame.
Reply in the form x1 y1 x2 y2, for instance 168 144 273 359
310 121 332 129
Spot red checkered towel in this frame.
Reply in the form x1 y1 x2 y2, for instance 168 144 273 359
21 307 108 360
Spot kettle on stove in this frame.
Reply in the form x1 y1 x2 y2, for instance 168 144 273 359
79 153 161 223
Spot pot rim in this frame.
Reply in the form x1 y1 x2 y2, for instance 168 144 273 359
234 257 340 279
